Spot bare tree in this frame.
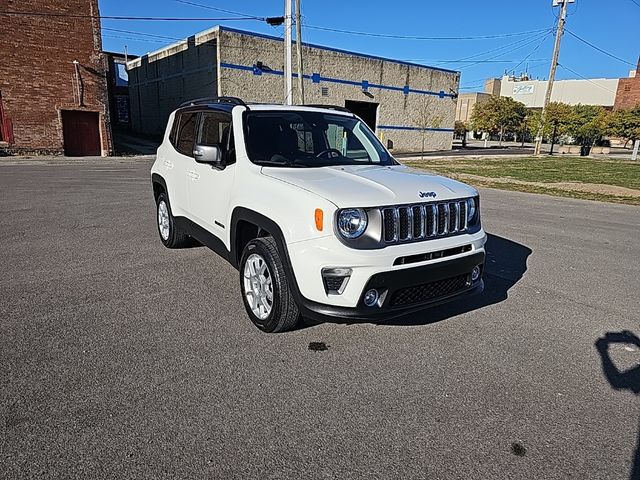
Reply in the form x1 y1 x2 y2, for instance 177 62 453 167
412 95 443 160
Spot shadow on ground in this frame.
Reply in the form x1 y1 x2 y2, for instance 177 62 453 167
113 130 161 155
595 331 640 480
378 233 532 327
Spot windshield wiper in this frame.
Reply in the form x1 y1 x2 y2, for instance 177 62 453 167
254 160 299 167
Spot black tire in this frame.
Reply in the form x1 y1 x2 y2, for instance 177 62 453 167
156 191 189 248
239 236 300 333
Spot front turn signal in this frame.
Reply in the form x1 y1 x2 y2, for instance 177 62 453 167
315 208 324 231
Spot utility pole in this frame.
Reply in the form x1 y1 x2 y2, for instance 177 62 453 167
294 0 304 105
534 0 570 156
283 0 293 105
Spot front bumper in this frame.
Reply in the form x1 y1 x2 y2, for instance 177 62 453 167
287 229 486 307
295 251 485 322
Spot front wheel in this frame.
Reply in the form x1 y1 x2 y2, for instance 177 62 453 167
156 192 188 248
239 237 300 333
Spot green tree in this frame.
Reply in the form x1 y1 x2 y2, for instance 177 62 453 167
605 107 640 148
526 102 574 145
454 121 468 147
567 105 608 147
470 96 527 145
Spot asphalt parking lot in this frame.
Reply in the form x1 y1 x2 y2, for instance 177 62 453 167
1 157 639 479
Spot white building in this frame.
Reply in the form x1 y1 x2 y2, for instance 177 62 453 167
491 75 619 108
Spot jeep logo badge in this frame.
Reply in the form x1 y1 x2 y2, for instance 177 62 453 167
419 191 437 198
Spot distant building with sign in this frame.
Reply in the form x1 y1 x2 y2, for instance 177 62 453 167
491 74 619 109
126 26 461 152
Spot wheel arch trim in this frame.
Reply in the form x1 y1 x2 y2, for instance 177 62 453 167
230 207 308 305
151 173 168 202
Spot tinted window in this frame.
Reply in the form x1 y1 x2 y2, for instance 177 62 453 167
199 112 231 147
176 112 198 156
198 112 235 165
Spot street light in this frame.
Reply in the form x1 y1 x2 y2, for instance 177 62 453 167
549 120 559 156
521 115 529 148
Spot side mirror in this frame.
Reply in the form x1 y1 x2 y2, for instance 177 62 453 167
193 144 222 166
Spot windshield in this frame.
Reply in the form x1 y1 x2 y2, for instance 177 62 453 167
244 111 397 168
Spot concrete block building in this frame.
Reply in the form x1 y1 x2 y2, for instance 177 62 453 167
0 0 112 156
127 26 460 152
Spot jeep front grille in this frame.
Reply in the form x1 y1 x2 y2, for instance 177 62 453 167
381 200 469 244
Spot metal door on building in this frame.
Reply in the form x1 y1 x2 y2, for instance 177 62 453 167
61 110 101 156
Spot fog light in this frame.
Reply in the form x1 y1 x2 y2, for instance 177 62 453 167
363 289 379 307
471 266 481 282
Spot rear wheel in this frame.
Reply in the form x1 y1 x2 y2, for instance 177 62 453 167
239 236 300 333
156 192 188 248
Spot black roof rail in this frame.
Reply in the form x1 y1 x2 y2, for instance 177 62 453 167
303 104 353 113
179 96 249 109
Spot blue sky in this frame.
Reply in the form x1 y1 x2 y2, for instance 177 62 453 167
100 0 639 92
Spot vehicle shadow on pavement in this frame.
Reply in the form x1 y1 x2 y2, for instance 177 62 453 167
378 233 532 327
594 331 640 480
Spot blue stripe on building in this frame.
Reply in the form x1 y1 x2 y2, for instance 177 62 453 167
378 125 454 133
220 62 455 99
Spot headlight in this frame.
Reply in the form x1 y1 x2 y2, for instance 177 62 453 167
337 208 368 239
466 197 478 224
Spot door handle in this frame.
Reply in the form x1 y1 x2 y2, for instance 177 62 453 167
163 160 174 169
187 170 200 180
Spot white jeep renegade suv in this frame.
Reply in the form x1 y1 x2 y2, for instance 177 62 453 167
151 97 486 333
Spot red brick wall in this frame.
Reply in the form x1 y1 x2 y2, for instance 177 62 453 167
614 58 640 111
0 0 112 155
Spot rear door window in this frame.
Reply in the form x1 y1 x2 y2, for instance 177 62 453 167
175 112 198 157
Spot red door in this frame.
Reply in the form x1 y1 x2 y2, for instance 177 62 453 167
61 110 101 156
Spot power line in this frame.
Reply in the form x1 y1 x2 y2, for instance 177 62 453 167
456 31 554 70
511 31 553 73
437 29 553 66
629 0 640 8
302 24 552 41
399 58 547 63
565 29 636 67
0 11 262 21
557 63 618 94
103 34 170 44
173 0 264 19
102 27 181 41
174 0 552 41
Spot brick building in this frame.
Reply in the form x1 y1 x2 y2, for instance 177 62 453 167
614 58 640 111
0 0 112 156
127 26 460 152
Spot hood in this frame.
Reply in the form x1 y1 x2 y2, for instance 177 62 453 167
261 164 477 207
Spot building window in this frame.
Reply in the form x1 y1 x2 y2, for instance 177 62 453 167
115 63 128 87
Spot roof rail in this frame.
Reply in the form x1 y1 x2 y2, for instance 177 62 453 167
179 96 249 109
303 104 353 114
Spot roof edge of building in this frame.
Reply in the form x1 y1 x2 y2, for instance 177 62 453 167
218 26 458 74
125 24 459 75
